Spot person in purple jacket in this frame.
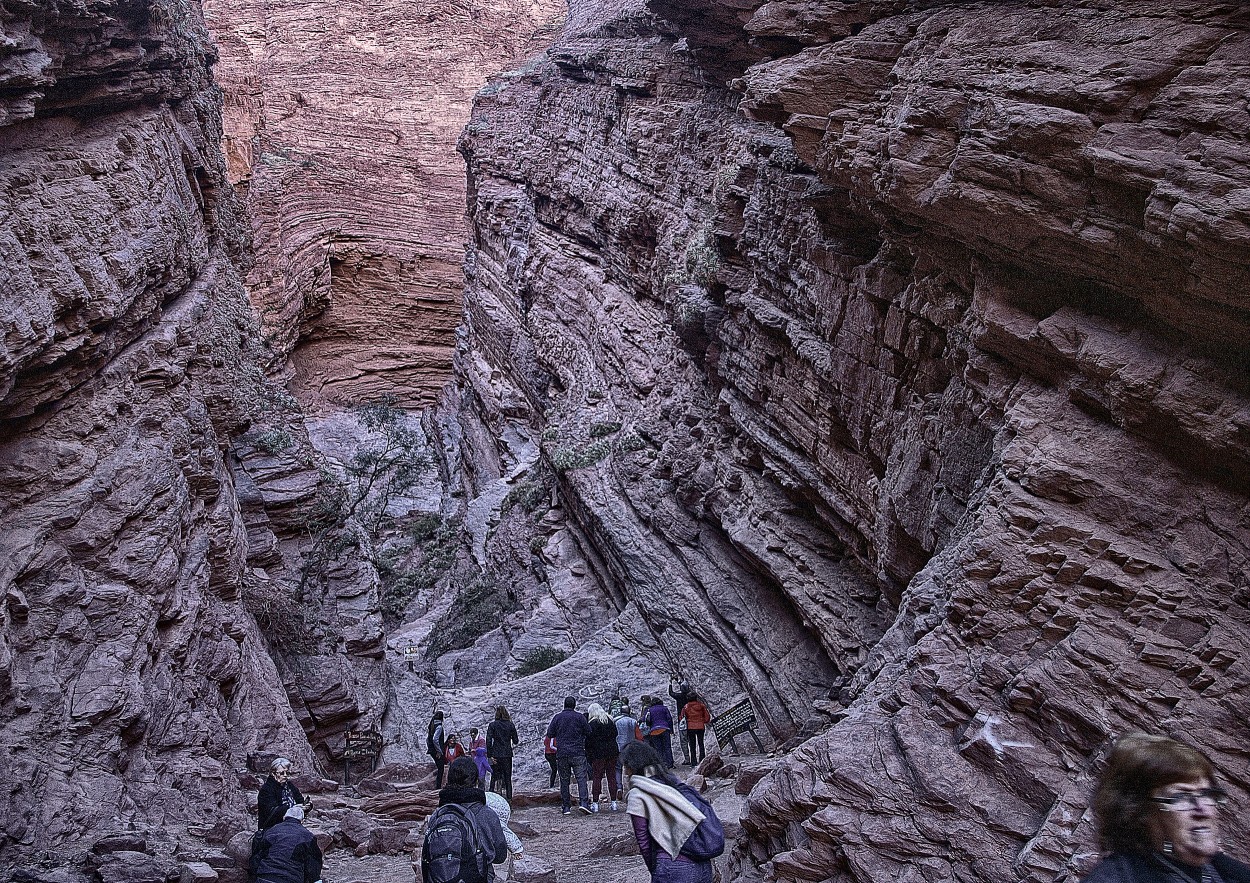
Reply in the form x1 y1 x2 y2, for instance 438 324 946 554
644 696 675 768
544 695 592 815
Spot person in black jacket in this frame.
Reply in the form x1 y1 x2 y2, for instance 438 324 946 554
485 705 519 800
545 696 591 815
257 758 308 831
427 711 447 789
250 805 323 883
1082 732 1250 883
422 756 509 883
668 679 694 766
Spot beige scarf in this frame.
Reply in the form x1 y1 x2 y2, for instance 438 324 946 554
625 775 705 859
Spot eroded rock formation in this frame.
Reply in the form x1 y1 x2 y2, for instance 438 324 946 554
451 1 1250 880
0 0 318 863
203 0 568 409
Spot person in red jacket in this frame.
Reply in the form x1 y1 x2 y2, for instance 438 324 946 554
679 692 711 765
444 733 466 765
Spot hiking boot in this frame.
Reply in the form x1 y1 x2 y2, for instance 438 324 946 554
610 800 619 812
578 804 593 814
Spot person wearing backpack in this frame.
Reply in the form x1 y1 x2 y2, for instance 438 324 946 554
620 741 723 883
421 756 508 883
645 696 676 768
428 711 447 788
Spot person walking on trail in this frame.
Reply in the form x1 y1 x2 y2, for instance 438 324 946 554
669 679 695 766
486 706 519 800
257 757 308 831
251 805 324 883
471 729 492 790
645 696 676 768
543 733 558 789
428 711 448 788
614 701 640 793
621 741 721 883
422 756 508 883
586 703 621 812
679 692 711 766
545 695 592 815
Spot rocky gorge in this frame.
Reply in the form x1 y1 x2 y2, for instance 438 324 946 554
2 0 1249 882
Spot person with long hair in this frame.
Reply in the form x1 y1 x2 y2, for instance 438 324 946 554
486 705 519 800
1083 732 1250 882
586 702 621 812
621 741 716 882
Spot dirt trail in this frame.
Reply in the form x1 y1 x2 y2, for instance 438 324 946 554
324 799 649 883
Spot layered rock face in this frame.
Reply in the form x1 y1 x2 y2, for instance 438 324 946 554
0 0 324 864
203 0 567 409
455 1 1250 881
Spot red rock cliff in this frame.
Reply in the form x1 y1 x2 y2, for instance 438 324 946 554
0 0 316 861
203 0 567 409
455 1 1250 880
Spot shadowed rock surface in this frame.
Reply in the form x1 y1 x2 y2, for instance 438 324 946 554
0 0 317 863
451 1 1250 880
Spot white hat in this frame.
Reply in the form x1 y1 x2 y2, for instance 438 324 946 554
284 805 305 821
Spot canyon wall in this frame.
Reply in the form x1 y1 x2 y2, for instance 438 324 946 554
203 0 567 410
0 0 323 863
454 1 1250 880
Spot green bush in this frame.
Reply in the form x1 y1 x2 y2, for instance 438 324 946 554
550 440 611 473
425 572 517 658
515 646 568 677
589 421 622 439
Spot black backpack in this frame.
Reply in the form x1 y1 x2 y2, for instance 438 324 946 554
422 803 487 883
676 783 725 861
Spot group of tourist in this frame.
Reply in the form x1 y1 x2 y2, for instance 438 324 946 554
253 694 1250 883
426 706 520 799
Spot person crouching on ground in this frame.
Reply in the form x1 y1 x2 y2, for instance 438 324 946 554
1083 731 1250 882
423 756 508 883
258 757 308 831
621 742 713 883
251 805 323 883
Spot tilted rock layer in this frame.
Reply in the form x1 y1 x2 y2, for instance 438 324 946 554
0 0 317 865
203 0 567 409
455 1 1250 880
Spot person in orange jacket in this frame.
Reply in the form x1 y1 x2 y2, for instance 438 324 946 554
679 692 711 765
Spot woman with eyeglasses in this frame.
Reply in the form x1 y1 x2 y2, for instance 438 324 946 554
1084 732 1249 882
257 757 308 830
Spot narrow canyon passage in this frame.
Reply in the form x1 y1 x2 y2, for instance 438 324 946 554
1 1 1249 883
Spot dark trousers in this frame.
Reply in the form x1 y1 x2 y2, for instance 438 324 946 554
556 754 589 811
686 729 706 764
647 730 674 767
431 754 445 788
546 754 558 788
490 756 514 800
590 756 619 801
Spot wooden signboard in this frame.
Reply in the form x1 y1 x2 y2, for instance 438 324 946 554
709 698 765 754
343 729 384 785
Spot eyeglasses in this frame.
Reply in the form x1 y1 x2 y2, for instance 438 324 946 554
1151 788 1228 812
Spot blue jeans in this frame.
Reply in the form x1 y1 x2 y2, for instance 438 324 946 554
556 754 589 811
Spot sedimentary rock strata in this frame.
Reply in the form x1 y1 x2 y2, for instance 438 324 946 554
203 0 567 409
0 0 319 862
454 1 1250 880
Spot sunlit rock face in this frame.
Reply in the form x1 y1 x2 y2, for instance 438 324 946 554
203 0 568 410
0 0 315 860
456 0 1250 880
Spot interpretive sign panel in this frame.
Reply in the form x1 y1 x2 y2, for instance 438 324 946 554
709 699 764 754
343 729 383 784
